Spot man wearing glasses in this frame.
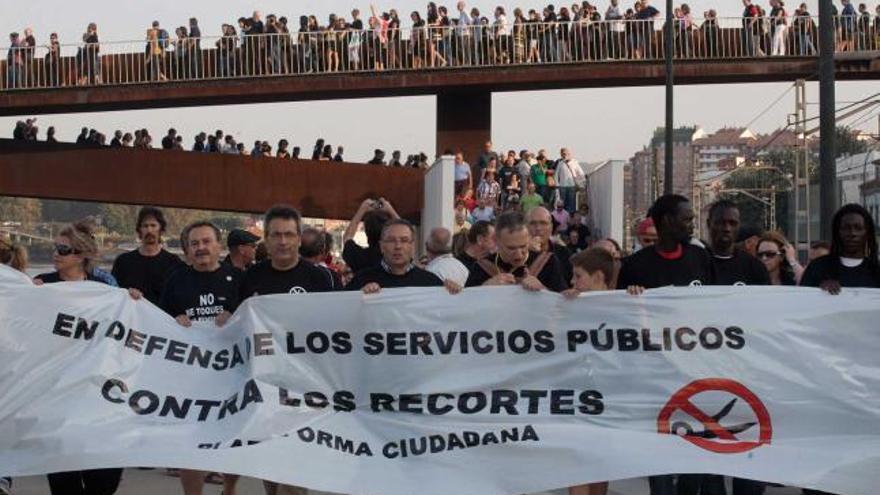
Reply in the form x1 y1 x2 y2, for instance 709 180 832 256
239 205 335 298
346 219 459 294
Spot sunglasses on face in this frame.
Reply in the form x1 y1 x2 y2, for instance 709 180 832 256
757 251 780 260
55 244 81 256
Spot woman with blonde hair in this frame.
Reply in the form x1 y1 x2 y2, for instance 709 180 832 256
35 219 125 493
0 236 28 273
33 220 117 286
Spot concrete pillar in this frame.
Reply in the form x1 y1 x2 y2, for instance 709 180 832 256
421 155 456 254
436 91 491 168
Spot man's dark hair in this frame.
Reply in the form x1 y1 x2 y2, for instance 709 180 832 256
707 199 738 223
570 247 616 284
831 203 878 266
363 210 392 247
466 220 494 245
182 221 221 245
299 227 325 258
649 194 689 233
496 211 527 234
263 204 302 234
380 218 416 239
136 206 167 233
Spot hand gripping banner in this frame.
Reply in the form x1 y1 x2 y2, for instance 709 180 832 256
0 265 879 494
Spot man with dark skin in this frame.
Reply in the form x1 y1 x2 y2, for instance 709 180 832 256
619 194 714 295
705 200 769 286
616 194 717 495
680 200 767 495
801 203 880 294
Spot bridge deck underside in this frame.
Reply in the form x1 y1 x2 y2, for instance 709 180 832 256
0 142 425 221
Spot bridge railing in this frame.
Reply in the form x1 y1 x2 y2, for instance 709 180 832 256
1 16 877 91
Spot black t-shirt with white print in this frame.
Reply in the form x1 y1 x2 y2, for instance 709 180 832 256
710 248 770 286
239 259 336 298
160 264 242 322
800 255 880 288
617 243 715 289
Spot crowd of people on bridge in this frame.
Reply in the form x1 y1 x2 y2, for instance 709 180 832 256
5 0 880 88
2 185 878 494
8 120 432 166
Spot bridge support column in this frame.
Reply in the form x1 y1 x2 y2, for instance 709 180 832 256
436 91 491 168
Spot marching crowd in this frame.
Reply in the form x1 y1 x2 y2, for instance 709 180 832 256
2 184 878 494
6 0 880 88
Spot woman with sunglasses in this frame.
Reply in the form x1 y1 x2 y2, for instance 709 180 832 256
756 231 801 286
32 220 125 494
34 221 108 285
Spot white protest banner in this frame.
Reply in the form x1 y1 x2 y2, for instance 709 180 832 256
0 265 879 494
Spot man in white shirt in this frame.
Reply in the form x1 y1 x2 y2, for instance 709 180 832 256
554 148 585 213
425 227 469 286
454 151 472 196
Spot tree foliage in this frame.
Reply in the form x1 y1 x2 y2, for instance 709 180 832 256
0 197 43 227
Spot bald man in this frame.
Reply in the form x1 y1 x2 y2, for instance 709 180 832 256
425 227 469 286
527 206 573 288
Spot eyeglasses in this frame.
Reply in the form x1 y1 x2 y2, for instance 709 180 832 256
756 251 780 259
55 244 81 256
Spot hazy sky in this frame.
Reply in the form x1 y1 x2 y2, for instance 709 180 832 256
1 0 877 163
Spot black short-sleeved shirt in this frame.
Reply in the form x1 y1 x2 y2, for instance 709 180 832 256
35 272 105 284
111 249 183 305
160 264 242 322
346 265 443 290
498 166 518 190
456 251 482 272
342 239 382 273
710 248 770 286
465 252 568 292
800 255 880 288
240 259 336 298
617 243 715 289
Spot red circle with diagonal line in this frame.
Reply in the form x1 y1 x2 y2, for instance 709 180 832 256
657 378 772 454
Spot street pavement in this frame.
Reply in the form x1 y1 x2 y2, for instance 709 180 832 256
12 470 807 494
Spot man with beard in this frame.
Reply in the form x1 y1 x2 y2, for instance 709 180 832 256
705 199 769 286
466 211 567 292
111 206 183 305
527 206 573 286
